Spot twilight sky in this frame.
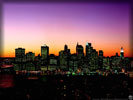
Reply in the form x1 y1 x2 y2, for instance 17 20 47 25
3 2 130 57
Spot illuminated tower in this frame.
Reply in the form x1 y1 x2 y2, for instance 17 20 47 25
120 47 124 57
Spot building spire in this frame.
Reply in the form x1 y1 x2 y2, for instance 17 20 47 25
120 47 124 52
77 42 79 46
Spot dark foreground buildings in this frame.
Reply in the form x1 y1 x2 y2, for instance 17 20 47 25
12 42 133 73
0 43 133 100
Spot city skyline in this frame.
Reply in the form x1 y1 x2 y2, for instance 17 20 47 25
3 3 131 57
13 43 125 57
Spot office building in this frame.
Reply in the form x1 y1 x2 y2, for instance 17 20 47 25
41 44 49 65
98 50 103 69
59 44 70 70
26 52 35 61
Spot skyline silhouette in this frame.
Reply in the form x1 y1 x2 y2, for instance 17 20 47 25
12 43 127 57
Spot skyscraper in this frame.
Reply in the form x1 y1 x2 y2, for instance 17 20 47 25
99 50 103 57
15 47 25 62
120 47 124 57
98 50 104 69
89 49 98 71
64 44 68 52
76 42 84 57
41 44 49 65
85 42 93 68
76 43 84 67
14 47 26 71
59 44 70 70
25 52 36 71
86 42 92 57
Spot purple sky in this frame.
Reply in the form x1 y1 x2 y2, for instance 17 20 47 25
3 2 130 57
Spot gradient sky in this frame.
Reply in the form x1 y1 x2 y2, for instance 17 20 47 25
3 2 130 57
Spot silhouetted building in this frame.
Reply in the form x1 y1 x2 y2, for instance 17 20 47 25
99 50 103 57
69 54 78 72
76 43 84 57
98 50 103 69
26 52 35 61
85 42 93 67
15 48 26 62
35 54 41 61
86 42 92 57
11 43 131 73
111 55 121 71
89 49 98 71
64 44 68 52
25 52 36 71
14 47 26 71
41 44 49 65
59 44 70 70
103 57 110 70
48 54 58 71
116 52 119 57
123 57 130 71
49 54 57 65
76 43 84 67
34 54 41 70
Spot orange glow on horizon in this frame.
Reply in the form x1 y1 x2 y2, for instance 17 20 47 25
2 44 131 57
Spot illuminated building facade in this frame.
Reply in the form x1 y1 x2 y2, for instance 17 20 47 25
120 47 124 58
41 44 49 65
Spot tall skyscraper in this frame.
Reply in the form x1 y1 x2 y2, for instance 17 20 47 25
41 44 49 59
85 42 93 67
15 47 25 62
69 54 78 71
99 50 103 57
14 47 26 71
76 43 84 67
59 44 70 70
15 48 25 57
64 44 68 52
98 50 104 69
89 49 98 71
41 44 49 65
86 42 92 57
120 47 124 57
64 44 70 54
25 52 36 71
76 42 84 56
